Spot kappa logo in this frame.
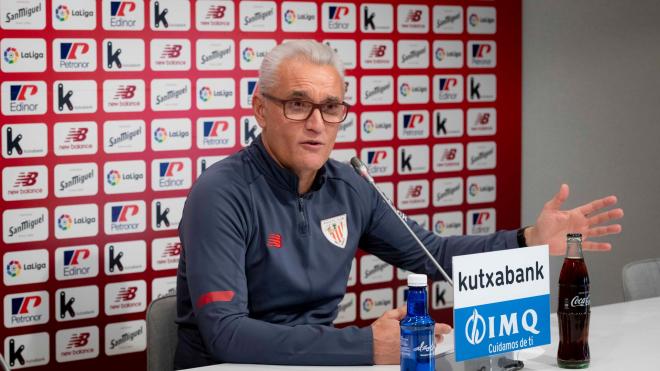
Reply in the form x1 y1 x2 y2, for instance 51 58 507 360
321 214 348 248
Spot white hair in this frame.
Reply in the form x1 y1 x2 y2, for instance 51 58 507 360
258 40 345 96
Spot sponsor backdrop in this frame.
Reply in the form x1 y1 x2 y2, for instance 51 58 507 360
0 0 521 369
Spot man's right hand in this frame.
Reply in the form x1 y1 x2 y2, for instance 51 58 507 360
371 307 452 365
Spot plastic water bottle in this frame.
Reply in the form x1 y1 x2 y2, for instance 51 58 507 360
400 274 435 371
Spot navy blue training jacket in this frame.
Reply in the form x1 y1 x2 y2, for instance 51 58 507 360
174 135 519 369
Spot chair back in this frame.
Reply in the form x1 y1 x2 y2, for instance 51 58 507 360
622 258 660 301
147 294 178 371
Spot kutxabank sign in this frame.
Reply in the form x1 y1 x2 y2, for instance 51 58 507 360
452 245 551 361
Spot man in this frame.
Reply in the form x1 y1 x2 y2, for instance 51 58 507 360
174 41 622 369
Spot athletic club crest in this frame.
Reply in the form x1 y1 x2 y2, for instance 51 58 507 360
321 214 348 249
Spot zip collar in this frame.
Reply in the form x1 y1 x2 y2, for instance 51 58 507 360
247 135 327 195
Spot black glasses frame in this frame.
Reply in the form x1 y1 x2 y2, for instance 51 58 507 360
261 93 351 124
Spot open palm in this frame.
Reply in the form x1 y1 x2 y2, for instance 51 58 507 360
527 184 623 255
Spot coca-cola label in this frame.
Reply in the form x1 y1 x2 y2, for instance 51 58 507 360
563 287 590 312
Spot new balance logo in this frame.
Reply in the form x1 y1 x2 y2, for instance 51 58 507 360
14 172 38 187
67 333 90 349
115 286 137 302
66 127 88 142
267 233 282 248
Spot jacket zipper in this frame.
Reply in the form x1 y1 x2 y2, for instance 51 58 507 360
298 196 308 235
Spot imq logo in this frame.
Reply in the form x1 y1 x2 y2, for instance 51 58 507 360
55 285 99 322
150 0 191 31
1 81 47 116
103 0 144 30
322 3 356 33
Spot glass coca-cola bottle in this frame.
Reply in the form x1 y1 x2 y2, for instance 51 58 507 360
557 233 590 368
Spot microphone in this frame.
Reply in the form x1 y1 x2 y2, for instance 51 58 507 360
350 157 454 286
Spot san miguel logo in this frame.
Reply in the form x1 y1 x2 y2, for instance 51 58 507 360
321 214 348 248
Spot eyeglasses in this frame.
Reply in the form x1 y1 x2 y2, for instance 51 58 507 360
261 93 351 124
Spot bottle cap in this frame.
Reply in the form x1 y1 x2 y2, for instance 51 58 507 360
407 274 428 287
567 233 582 240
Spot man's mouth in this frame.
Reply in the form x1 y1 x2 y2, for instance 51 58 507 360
301 140 323 146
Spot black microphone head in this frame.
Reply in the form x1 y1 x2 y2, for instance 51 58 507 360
350 156 363 172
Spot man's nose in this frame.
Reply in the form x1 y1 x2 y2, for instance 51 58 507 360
304 107 325 131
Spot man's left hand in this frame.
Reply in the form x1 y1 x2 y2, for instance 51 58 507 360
525 184 623 255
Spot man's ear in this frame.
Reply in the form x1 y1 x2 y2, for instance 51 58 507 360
252 94 267 129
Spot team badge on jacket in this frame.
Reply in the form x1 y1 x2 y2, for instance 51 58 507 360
321 214 348 249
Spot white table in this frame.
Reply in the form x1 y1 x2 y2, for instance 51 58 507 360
185 297 660 370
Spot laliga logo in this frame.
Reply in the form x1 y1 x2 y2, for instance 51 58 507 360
434 220 446 234
58 214 73 231
6 260 22 277
465 308 540 346
469 183 480 197
435 47 446 62
363 120 375 133
107 170 121 186
242 47 255 62
153 127 167 143
363 298 374 312
469 14 480 27
3 47 19 64
284 9 296 24
55 5 71 21
199 86 212 102
400 83 412 97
